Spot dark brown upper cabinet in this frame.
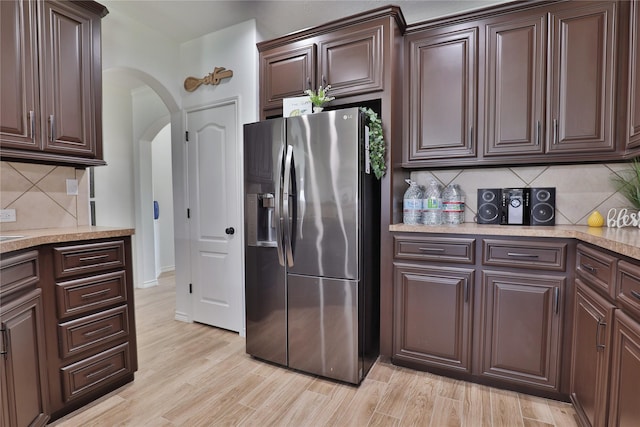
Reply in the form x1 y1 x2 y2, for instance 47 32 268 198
317 23 384 98
404 0 623 168
257 11 396 119
484 12 546 157
260 44 316 113
547 1 617 155
485 1 618 159
624 0 640 153
0 0 107 167
404 26 478 164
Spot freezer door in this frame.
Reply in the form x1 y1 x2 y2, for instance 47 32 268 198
287 274 361 384
243 119 287 366
285 108 361 280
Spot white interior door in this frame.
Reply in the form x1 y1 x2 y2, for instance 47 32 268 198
186 100 242 332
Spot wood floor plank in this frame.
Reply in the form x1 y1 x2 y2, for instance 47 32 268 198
324 378 387 426
463 383 492 427
398 372 438 426
430 396 464 427
49 274 580 427
518 393 555 424
490 388 525 427
547 400 580 427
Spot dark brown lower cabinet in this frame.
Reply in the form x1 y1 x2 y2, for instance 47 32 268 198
393 263 474 373
570 279 615 427
608 310 640 427
478 270 564 392
0 251 49 427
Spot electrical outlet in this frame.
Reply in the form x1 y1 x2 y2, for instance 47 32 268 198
66 179 79 195
0 209 16 222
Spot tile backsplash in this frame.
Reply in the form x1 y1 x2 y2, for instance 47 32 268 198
0 161 89 231
411 163 632 225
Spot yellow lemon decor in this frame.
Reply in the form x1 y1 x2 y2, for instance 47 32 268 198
587 210 605 227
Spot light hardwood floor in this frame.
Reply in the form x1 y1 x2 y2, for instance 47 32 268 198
51 273 579 427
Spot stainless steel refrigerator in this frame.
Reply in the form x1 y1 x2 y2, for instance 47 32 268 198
243 107 380 384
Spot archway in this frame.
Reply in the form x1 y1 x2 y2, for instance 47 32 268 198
99 67 178 288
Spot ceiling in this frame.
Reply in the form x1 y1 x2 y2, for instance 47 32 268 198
100 0 513 44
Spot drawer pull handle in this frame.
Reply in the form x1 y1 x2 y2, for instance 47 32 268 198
596 319 606 350
631 290 640 301
83 325 113 337
79 254 110 263
418 247 445 253
506 252 539 258
85 363 115 379
580 263 597 273
80 289 110 300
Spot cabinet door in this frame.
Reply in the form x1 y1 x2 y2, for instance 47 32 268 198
39 0 98 157
484 13 545 156
0 0 40 151
608 310 640 427
547 2 616 154
405 27 478 163
570 279 615 427
479 270 563 391
0 289 49 427
393 263 474 373
627 0 640 151
318 23 383 97
260 44 316 112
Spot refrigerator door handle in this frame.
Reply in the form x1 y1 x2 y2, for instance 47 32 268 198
283 144 294 267
275 146 285 266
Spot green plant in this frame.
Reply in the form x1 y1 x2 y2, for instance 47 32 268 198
360 107 386 180
303 85 335 107
611 157 640 209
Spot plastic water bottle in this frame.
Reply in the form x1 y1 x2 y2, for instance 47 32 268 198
403 179 423 225
442 184 465 225
422 180 442 225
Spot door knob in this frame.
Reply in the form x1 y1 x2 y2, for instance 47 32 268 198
225 227 235 235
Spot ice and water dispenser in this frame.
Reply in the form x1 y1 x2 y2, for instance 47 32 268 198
246 193 277 247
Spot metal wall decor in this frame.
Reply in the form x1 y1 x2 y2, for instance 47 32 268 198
184 67 233 92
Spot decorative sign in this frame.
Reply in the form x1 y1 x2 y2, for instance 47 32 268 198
607 208 640 228
183 67 233 92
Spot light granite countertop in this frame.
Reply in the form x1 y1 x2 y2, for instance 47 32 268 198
0 226 135 254
390 223 640 261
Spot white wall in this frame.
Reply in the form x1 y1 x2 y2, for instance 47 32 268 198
152 125 175 274
102 7 181 111
96 82 135 228
173 19 260 324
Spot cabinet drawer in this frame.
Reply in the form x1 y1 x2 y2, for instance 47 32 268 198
482 239 567 271
56 271 127 319
59 305 129 359
0 250 39 299
54 240 126 279
394 235 475 264
576 243 617 300
61 342 131 403
617 261 640 320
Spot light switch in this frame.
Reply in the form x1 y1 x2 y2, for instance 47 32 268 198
66 179 79 195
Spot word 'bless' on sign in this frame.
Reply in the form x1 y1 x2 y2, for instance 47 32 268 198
607 208 640 228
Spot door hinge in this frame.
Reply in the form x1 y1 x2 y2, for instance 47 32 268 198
189 283 193 294
185 131 189 141
187 208 191 218
0 328 7 357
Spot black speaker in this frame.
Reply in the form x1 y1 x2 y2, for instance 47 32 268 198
530 187 556 225
477 188 502 224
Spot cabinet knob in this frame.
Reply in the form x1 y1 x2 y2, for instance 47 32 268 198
225 227 235 235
